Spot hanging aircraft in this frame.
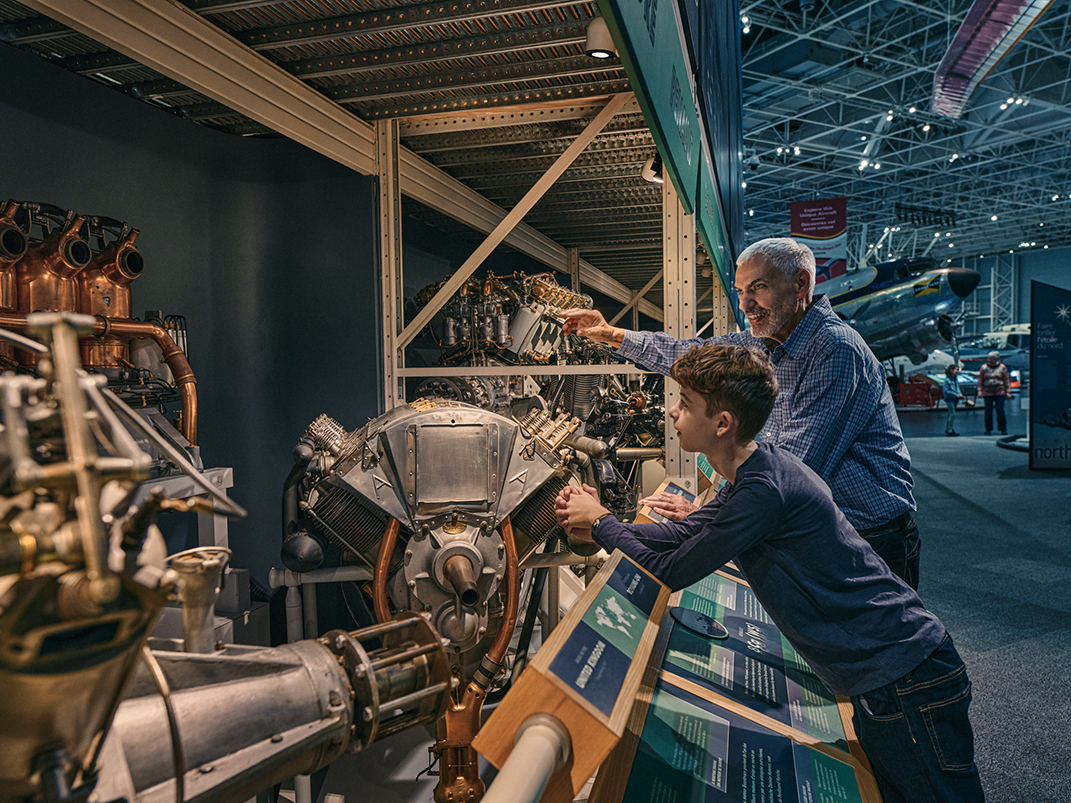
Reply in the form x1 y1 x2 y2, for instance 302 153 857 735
820 256 981 363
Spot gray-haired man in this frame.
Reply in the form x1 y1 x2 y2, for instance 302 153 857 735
562 237 921 588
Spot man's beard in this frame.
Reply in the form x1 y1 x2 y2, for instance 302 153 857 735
747 297 797 339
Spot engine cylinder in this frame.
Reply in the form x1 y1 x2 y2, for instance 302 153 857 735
77 227 143 370
14 213 91 369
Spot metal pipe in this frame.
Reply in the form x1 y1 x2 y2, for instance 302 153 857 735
520 551 606 569
613 446 665 461
372 517 400 623
0 313 198 445
484 516 519 670
285 586 303 644
443 554 479 606
546 566 561 636
301 583 317 640
166 546 230 654
369 642 441 673
481 715 571 803
268 565 374 589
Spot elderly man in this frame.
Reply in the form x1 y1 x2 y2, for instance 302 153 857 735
561 237 921 588
977 350 1012 435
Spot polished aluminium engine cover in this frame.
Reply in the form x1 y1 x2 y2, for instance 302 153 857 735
315 399 578 659
324 399 564 534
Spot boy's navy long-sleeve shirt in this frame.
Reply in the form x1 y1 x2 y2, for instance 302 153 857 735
591 443 945 696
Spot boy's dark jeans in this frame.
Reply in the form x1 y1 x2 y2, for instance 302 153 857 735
851 635 985 802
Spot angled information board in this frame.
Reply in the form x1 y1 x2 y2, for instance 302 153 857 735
590 570 880 803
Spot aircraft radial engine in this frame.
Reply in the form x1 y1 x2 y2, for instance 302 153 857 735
0 314 454 803
282 398 596 801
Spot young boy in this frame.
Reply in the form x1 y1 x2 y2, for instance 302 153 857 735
556 344 984 803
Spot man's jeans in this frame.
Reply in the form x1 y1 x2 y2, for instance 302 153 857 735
851 635 985 802
857 511 921 590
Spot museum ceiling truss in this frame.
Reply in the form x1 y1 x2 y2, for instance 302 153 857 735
2 0 1070 314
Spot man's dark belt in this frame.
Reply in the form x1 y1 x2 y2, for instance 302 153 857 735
856 510 912 537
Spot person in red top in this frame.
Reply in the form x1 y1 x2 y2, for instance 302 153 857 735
977 350 1012 435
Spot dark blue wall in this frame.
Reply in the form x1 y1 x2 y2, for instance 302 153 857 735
0 43 378 583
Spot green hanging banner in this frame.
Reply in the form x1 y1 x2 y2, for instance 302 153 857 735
696 141 733 290
598 0 701 214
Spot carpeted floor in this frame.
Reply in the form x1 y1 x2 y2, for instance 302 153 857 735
900 398 1071 802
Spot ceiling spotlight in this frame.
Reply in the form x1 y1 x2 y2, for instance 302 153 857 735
1000 103 1009 110
922 124 931 132
874 162 881 169
1052 194 1060 201
748 209 754 216
949 153 959 162
742 180 747 188
1007 96 1015 103
1015 97 1024 104
747 154 760 171
641 152 663 184
859 158 869 170
793 145 801 156
777 146 784 154
584 15 616 59
909 106 917 113
991 215 998 221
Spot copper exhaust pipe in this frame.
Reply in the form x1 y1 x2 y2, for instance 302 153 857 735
0 313 198 446
372 516 401 623
483 515 519 672
432 516 520 803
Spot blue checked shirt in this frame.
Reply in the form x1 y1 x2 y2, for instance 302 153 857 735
614 296 915 529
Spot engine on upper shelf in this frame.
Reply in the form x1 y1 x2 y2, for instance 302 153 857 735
414 271 616 366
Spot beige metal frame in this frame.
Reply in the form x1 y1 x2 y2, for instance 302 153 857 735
660 179 698 493
21 1 662 317
377 119 405 413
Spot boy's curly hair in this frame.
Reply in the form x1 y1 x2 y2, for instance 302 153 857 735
670 344 778 443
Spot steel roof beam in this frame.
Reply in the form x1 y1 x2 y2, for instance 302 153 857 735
325 55 623 104
21 0 660 321
287 20 588 80
238 0 591 52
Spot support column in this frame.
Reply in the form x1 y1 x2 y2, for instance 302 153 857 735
661 178 697 493
568 247 581 292
709 273 732 336
991 252 1016 330
377 118 404 413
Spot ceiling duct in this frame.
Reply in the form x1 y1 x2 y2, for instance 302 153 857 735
932 0 1057 118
